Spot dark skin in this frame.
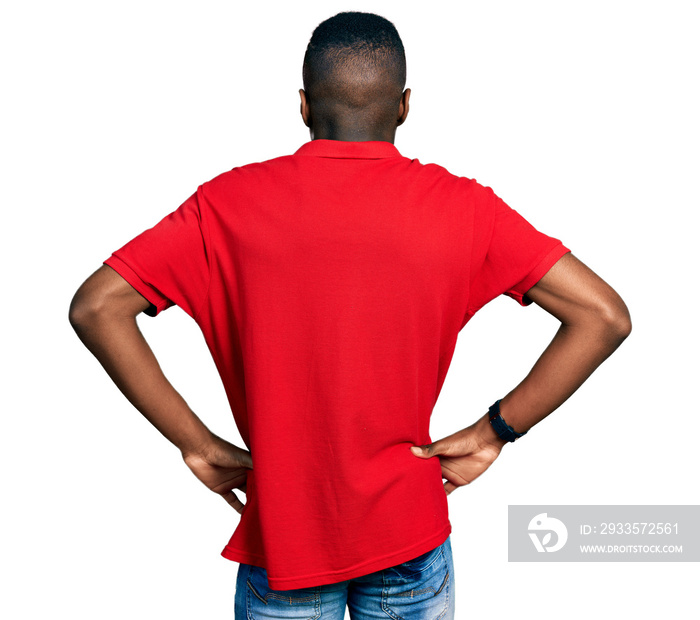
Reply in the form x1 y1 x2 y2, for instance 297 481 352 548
299 87 411 143
69 76 631 513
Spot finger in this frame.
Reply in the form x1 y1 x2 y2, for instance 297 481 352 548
237 449 254 469
411 439 453 457
411 435 466 459
221 490 245 514
441 461 471 488
410 445 432 458
444 481 458 495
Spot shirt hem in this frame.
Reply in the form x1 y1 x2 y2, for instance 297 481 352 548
220 522 452 590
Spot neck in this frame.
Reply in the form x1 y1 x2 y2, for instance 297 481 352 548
310 122 396 143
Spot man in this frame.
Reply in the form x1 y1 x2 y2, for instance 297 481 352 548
69 11 630 620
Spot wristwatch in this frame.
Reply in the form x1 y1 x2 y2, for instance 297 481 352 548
488 399 527 442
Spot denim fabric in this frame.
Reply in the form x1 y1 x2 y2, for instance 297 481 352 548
234 536 455 619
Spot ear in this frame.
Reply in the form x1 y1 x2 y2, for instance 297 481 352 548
397 88 411 127
299 89 311 128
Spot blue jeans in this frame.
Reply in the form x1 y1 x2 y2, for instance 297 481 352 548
234 536 455 619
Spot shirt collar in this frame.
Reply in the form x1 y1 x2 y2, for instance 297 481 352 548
294 139 402 160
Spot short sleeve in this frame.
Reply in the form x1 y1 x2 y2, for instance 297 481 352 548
103 188 211 319
466 182 570 318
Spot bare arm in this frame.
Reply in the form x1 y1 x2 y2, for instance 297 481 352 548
411 252 632 493
496 252 632 433
69 265 252 512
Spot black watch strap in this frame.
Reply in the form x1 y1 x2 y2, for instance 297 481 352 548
488 399 527 442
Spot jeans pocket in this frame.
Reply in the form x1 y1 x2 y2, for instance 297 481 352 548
382 543 451 620
244 565 321 620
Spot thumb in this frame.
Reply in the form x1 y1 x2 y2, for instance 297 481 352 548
410 442 439 458
411 431 469 459
236 446 254 469
411 446 430 459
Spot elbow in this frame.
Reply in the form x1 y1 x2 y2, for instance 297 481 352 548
68 287 109 334
597 296 632 346
68 291 94 334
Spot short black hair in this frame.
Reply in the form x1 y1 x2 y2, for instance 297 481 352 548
302 12 406 117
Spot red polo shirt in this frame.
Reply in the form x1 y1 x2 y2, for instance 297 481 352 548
104 140 569 589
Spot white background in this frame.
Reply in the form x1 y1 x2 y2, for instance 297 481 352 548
2 1 698 618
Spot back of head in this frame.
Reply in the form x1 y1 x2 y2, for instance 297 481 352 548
302 12 407 135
